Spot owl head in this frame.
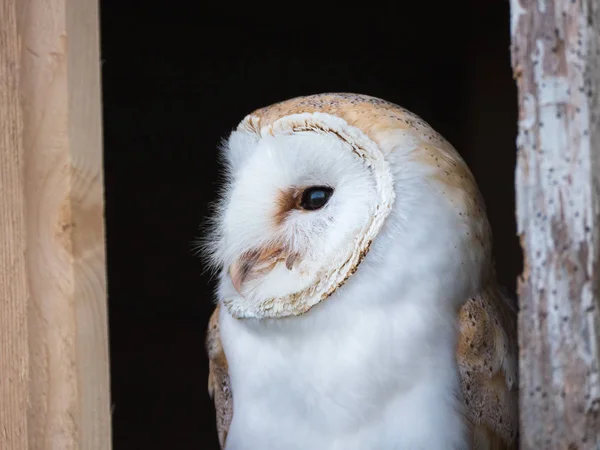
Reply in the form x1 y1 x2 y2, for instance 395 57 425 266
204 93 493 319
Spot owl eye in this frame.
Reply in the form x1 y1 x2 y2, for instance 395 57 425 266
299 186 334 211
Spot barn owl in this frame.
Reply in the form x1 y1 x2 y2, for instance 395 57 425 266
204 93 518 450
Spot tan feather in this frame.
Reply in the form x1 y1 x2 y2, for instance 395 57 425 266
457 282 519 449
471 424 517 450
206 304 233 449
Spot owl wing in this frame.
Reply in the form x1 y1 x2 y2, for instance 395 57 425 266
456 284 519 450
207 304 233 449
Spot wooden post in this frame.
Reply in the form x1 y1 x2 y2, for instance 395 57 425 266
0 0 112 448
511 0 600 448
0 0 29 447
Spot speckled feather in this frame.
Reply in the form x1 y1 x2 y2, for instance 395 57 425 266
207 304 232 448
206 93 518 449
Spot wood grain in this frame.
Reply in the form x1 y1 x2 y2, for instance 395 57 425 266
19 0 111 446
0 0 111 448
0 0 30 448
65 0 112 447
511 0 600 448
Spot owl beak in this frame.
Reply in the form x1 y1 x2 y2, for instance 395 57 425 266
228 246 280 294
229 259 247 294
228 246 295 295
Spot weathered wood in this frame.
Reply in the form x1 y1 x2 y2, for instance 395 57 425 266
511 0 600 448
0 0 111 448
0 0 30 448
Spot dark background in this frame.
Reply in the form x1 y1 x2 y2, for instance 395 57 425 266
100 1 520 449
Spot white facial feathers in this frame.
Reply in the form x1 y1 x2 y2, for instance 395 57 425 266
207 112 394 319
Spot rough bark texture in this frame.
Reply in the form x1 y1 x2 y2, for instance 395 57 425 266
511 0 600 448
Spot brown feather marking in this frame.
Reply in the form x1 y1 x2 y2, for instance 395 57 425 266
245 93 427 146
285 252 298 270
274 187 303 226
408 143 492 260
244 93 453 161
457 284 519 449
231 244 287 290
206 304 233 449
472 424 518 450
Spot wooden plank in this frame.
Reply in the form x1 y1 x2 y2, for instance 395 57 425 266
0 0 30 448
511 0 600 448
16 0 111 447
65 0 112 448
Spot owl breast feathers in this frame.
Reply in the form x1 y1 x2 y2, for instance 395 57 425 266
204 93 518 450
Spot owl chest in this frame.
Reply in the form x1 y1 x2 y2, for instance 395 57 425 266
226 316 395 413
220 302 467 450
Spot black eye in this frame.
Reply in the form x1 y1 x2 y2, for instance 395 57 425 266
299 186 334 211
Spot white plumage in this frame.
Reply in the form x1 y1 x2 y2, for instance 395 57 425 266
204 93 518 450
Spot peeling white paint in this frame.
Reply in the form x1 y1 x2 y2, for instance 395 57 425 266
510 0 527 38
537 0 546 13
531 39 588 240
519 93 536 129
513 2 600 445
